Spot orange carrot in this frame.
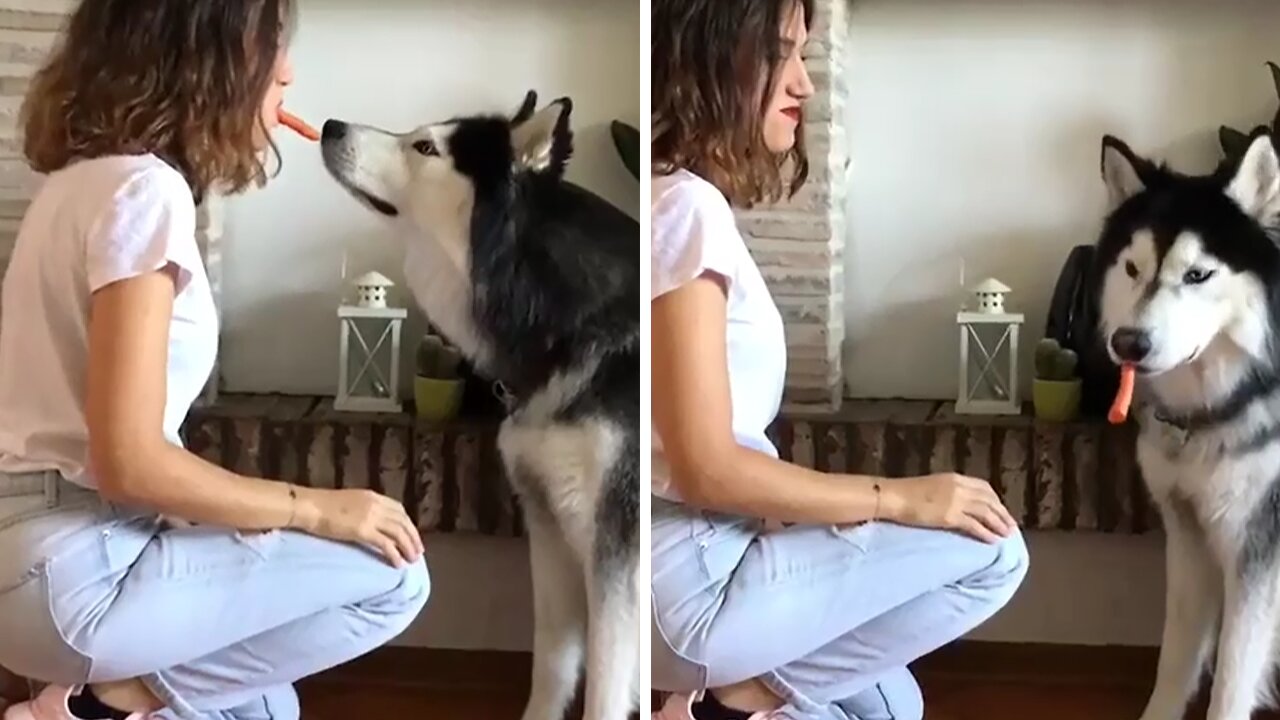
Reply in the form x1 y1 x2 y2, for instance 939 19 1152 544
279 109 319 142
1109 363 1136 424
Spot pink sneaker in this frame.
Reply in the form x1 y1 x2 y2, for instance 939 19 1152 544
653 692 778 720
3 685 148 720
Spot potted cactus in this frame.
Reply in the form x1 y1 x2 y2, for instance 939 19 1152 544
1033 338 1082 422
413 333 464 422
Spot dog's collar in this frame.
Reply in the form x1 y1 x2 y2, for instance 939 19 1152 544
1149 366 1280 434
492 380 519 412
1152 407 1193 432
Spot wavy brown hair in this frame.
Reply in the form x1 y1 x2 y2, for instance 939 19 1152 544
652 0 813 208
21 0 295 204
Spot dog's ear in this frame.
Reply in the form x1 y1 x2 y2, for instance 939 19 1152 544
511 97 573 175
1101 135 1151 210
1221 126 1252 161
1226 133 1280 223
511 90 538 125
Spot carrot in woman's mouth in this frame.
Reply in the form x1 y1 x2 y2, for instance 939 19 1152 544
279 108 319 142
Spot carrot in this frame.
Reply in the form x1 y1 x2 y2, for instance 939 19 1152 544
1108 363 1136 424
279 109 320 142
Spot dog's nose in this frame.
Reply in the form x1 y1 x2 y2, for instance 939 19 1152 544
1110 327 1153 363
321 120 347 142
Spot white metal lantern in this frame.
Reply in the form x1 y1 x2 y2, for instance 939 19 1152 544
957 277 1023 415
336 272 406 413
353 270 394 309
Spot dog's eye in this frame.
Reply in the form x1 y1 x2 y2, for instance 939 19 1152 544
411 140 438 157
1125 260 1139 279
1183 268 1215 285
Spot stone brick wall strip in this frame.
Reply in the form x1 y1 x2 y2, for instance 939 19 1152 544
452 431 481 533
181 414 222 468
966 427 993 492
337 424 367 492
1073 429 1099 531
791 420 815 469
377 425 411 515
0 28 57 68
181 394 524 535
769 400 1151 534
820 422 846 473
1032 429 1062 530
306 425 335 490
0 8 65 31
859 422 887 476
738 0 847 412
415 431 445 532
1058 430 1078 531
439 430 458 533
475 431 503 535
0 3 228 391
1000 428 1030 526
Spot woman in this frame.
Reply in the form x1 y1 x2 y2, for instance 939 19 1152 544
0 2 428 719
650 2 1030 719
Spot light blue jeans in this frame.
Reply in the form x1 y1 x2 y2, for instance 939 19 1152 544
651 497 1029 720
0 471 430 720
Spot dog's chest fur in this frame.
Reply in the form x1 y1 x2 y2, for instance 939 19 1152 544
496 357 624 559
402 232 492 372
1137 407 1280 555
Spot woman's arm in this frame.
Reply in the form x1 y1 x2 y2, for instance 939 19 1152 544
84 268 424 564
652 274 1017 541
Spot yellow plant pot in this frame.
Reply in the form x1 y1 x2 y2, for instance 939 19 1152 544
1032 378 1082 422
414 375 464 423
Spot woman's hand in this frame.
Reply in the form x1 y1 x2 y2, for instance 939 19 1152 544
880 473 1017 544
294 487 425 567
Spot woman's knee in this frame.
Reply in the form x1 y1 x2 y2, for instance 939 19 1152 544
969 526 1030 603
390 555 431 615
360 555 430 633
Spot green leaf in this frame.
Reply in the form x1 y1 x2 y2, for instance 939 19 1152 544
610 120 639 180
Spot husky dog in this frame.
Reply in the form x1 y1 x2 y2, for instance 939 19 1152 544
1096 131 1280 720
319 91 640 720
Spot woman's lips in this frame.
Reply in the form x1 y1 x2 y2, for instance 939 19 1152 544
781 106 801 122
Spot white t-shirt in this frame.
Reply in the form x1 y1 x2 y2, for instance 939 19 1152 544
0 154 218 489
650 169 787 502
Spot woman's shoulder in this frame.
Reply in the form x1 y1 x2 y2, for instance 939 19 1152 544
650 168 748 298
652 168 735 224
75 154 191 200
651 168 744 247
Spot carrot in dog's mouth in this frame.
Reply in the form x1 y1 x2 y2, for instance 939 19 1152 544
1109 363 1136 424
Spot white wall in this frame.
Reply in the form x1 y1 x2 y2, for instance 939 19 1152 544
843 0 1280 399
976 532 1165 646
219 0 640 394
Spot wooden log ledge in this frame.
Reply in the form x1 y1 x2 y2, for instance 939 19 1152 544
181 395 1152 536
769 401 1155 534
180 393 522 537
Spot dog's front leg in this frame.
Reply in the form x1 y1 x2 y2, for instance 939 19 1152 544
1204 548 1280 719
521 508 588 720
1140 497 1221 720
583 555 639 720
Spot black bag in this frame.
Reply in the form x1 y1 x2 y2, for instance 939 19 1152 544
1043 245 1119 419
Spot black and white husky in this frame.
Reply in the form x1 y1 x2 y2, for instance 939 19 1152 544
1096 131 1280 720
319 91 640 720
